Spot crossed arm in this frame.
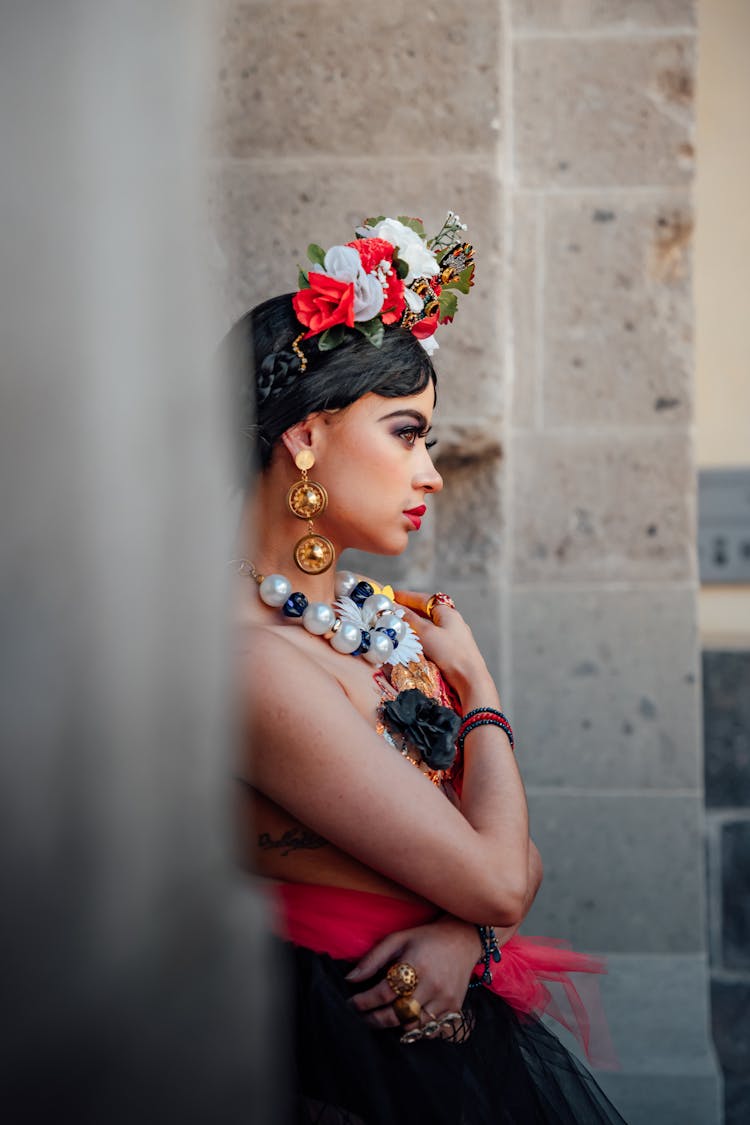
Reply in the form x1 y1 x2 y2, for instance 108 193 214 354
347 840 544 1029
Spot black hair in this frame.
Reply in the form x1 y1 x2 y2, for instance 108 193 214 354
224 293 437 484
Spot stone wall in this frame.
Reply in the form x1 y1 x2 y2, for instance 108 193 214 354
212 2 720 1120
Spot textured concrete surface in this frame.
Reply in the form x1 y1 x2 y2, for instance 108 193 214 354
514 36 695 188
512 0 696 32
525 792 705 952
511 430 695 583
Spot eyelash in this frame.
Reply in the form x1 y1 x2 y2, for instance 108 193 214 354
397 426 437 451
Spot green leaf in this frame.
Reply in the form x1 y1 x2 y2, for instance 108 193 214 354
438 290 459 322
395 257 409 280
397 216 426 239
354 317 385 348
318 325 346 351
362 215 386 228
297 268 310 289
444 264 475 295
307 243 326 268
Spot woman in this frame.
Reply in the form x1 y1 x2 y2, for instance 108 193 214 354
229 214 626 1123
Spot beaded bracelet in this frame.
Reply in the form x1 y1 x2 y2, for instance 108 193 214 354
468 925 502 988
460 707 514 749
456 712 514 754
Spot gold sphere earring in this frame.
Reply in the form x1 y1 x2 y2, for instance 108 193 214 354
287 449 335 575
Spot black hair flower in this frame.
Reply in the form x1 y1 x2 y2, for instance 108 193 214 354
382 688 461 771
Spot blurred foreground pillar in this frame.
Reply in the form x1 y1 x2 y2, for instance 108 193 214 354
0 3 278 1122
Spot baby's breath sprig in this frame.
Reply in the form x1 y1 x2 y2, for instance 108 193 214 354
428 210 469 253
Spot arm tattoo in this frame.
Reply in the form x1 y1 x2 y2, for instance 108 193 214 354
257 827 329 857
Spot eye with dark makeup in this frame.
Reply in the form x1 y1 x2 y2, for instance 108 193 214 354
395 425 437 450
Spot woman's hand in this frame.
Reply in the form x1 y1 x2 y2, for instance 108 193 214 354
345 916 483 1031
394 591 499 707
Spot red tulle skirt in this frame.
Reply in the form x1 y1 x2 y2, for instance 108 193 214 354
270 881 616 1070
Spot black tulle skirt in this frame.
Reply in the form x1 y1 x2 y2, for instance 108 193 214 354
286 943 627 1125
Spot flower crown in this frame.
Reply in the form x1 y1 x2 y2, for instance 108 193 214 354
292 212 475 363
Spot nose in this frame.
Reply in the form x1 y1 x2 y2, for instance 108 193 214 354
414 450 443 494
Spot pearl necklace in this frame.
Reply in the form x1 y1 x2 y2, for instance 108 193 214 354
235 560 422 669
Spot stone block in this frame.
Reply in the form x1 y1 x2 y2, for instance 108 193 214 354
511 193 540 429
210 159 504 418
703 650 750 808
511 431 695 583
542 193 693 426
722 819 750 970
523 792 704 951
514 37 695 187
433 450 503 580
511 587 701 789
711 979 750 1075
550 954 720 1124
214 0 502 159
512 1 696 32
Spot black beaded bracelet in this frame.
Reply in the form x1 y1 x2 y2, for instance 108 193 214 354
468 925 502 988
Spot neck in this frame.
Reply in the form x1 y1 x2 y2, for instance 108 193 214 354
237 476 338 605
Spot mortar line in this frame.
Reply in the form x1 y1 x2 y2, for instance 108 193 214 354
535 193 545 429
511 27 697 42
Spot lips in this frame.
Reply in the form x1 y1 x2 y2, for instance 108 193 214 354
403 504 427 530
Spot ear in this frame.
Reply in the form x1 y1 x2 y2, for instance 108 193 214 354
280 418 315 465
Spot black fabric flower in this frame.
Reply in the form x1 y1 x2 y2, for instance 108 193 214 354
382 688 461 771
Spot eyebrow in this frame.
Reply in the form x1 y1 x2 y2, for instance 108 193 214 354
377 409 430 428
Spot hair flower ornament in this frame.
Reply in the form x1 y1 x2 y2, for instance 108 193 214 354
292 212 475 359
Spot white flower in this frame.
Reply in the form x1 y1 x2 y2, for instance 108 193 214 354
322 244 360 283
353 270 384 321
418 332 439 357
358 218 439 285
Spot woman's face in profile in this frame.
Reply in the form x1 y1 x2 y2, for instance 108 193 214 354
310 381 443 557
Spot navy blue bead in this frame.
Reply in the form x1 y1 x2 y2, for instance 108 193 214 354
351 630 371 656
283 592 308 618
351 581 374 606
379 627 399 647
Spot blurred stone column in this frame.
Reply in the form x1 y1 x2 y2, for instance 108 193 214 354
0 3 278 1122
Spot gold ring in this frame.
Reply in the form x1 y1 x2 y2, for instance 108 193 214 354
425 592 457 622
393 994 422 1024
386 961 419 996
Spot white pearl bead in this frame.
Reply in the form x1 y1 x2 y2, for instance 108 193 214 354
259 574 292 607
377 613 409 643
330 621 362 654
302 602 336 636
364 631 394 665
334 570 358 598
362 593 395 623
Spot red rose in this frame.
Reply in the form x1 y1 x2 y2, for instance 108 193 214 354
347 237 395 274
293 272 355 337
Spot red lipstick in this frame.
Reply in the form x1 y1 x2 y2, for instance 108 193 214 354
403 504 427 530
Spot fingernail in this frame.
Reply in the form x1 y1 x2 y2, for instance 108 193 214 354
345 967 361 980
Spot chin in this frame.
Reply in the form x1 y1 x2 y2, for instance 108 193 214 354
347 530 410 557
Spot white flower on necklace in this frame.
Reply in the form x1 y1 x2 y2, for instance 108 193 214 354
333 597 423 668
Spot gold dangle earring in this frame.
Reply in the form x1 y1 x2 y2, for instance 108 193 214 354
287 450 336 575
